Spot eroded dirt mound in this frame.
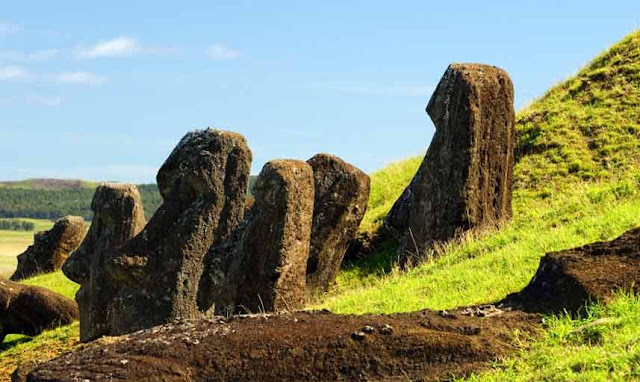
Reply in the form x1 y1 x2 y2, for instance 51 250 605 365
505 227 640 313
24 309 539 382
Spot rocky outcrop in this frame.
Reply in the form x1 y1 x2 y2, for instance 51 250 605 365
306 154 370 294
22 308 539 382
11 216 86 281
0 277 78 342
393 63 515 264
218 160 314 315
62 183 147 342
505 227 640 314
106 129 252 335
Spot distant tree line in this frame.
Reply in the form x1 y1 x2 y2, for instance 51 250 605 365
0 185 163 221
0 218 35 231
0 178 256 221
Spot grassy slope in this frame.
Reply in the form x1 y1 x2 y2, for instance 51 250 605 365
2 30 640 381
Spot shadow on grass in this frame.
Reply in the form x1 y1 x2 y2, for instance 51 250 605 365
341 238 399 278
1 335 32 352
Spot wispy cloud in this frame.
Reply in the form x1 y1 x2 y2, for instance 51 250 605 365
208 43 240 60
0 65 29 80
0 94 63 107
55 71 107 85
24 94 63 106
314 82 433 97
0 22 21 35
0 49 58 62
76 36 141 59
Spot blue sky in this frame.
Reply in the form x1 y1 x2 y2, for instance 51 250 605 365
1 1 639 183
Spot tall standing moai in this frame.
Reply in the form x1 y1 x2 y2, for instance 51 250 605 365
62 183 147 342
107 129 252 335
387 63 515 264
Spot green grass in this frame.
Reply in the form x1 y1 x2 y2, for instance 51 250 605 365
515 30 640 191
317 178 640 313
359 156 422 233
461 291 640 382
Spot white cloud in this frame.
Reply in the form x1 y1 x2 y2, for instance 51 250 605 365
0 49 58 62
76 36 140 59
0 22 21 35
0 65 29 80
56 71 107 85
208 43 239 60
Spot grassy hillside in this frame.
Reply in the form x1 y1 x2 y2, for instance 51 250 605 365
2 30 640 381
515 30 640 191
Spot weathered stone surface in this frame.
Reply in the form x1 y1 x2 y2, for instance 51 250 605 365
0 277 78 342
305 153 370 294
11 216 87 281
396 63 515 263
384 177 415 234
218 160 314 315
62 183 146 342
23 308 540 382
106 129 252 335
505 227 640 314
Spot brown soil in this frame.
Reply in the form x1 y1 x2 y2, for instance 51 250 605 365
25 308 540 382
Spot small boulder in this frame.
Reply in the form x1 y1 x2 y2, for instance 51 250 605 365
11 216 87 281
107 129 252 335
62 183 147 342
394 63 515 264
0 277 78 342
306 154 370 294
221 159 314 314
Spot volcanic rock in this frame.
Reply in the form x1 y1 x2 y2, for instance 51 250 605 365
505 227 640 314
107 129 252 335
0 277 78 342
219 159 314 315
11 216 86 281
305 153 370 294
394 63 515 264
62 183 146 342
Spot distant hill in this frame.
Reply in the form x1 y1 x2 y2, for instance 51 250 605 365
0 176 257 221
0 179 101 190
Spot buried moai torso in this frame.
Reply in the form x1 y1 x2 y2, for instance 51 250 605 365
389 63 515 264
198 154 371 314
11 216 87 281
215 159 315 315
62 183 146 342
107 129 252 335
305 154 370 295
